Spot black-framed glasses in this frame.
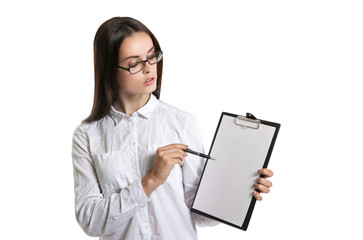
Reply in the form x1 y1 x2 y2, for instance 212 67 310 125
118 51 163 74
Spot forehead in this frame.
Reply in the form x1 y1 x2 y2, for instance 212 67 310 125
119 32 153 58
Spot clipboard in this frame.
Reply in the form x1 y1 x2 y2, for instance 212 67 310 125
191 112 280 231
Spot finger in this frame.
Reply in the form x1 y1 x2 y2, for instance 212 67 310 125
258 168 273 178
170 157 184 167
253 191 263 201
171 153 186 163
254 183 270 193
257 178 273 188
161 148 187 158
162 150 187 163
159 143 188 150
157 147 187 160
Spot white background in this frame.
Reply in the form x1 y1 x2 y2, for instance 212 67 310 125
1 1 362 239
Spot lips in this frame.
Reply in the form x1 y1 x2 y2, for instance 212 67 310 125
144 77 156 86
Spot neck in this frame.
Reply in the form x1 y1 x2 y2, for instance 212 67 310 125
113 93 151 116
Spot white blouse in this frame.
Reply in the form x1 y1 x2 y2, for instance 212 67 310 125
72 93 217 240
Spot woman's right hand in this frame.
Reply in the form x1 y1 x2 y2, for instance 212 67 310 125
142 144 188 196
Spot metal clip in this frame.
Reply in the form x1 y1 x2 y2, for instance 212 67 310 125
235 115 261 130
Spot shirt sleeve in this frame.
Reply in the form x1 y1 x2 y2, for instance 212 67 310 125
72 124 150 237
181 114 220 227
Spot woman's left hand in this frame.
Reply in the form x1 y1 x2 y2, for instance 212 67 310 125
253 168 273 201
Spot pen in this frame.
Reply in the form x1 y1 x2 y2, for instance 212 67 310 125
183 148 217 160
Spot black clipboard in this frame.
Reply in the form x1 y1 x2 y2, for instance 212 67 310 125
191 112 280 231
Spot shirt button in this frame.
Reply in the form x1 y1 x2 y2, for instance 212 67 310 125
132 141 136 145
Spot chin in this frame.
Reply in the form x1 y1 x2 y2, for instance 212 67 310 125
148 84 157 93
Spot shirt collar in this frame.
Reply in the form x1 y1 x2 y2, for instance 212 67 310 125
109 94 159 125
137 93 158 119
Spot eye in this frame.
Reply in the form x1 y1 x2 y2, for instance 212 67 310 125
147 52 157 59
129 62 140 68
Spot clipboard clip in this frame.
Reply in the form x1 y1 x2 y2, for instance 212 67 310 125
235 112 261 130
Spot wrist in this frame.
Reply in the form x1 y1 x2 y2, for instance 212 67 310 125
141 173 164 196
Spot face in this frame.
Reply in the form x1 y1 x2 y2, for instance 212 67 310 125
116 31 158 98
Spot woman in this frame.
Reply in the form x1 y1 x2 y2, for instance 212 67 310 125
72 17 273 240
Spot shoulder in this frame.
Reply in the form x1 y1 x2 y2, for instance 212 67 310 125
156 99 198 125
72 121 93 145
72 116 111 141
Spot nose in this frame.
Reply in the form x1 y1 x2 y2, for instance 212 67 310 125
143 60 152 74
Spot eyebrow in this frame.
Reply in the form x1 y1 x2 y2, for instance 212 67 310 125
122 46 155 61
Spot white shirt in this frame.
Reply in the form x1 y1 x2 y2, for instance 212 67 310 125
72 94 218 240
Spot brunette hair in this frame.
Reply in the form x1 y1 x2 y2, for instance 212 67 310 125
83 17 163 123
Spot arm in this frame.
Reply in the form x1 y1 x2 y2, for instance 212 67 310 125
72 125 149 237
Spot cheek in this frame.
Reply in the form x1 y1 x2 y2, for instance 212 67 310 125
116 72 135 90
116 71 147 94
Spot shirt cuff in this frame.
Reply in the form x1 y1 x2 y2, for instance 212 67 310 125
123 179 150 208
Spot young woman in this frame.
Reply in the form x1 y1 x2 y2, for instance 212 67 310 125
72 17 274 240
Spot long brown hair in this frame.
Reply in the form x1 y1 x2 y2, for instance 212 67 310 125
83 17 163 123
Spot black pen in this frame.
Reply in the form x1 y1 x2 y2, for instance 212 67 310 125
184 148 217 160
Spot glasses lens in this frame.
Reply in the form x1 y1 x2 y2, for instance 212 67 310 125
129 51 163 74
129 62 145 74
148 51 163 65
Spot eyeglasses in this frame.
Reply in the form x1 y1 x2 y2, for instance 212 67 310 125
118 51 163 74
